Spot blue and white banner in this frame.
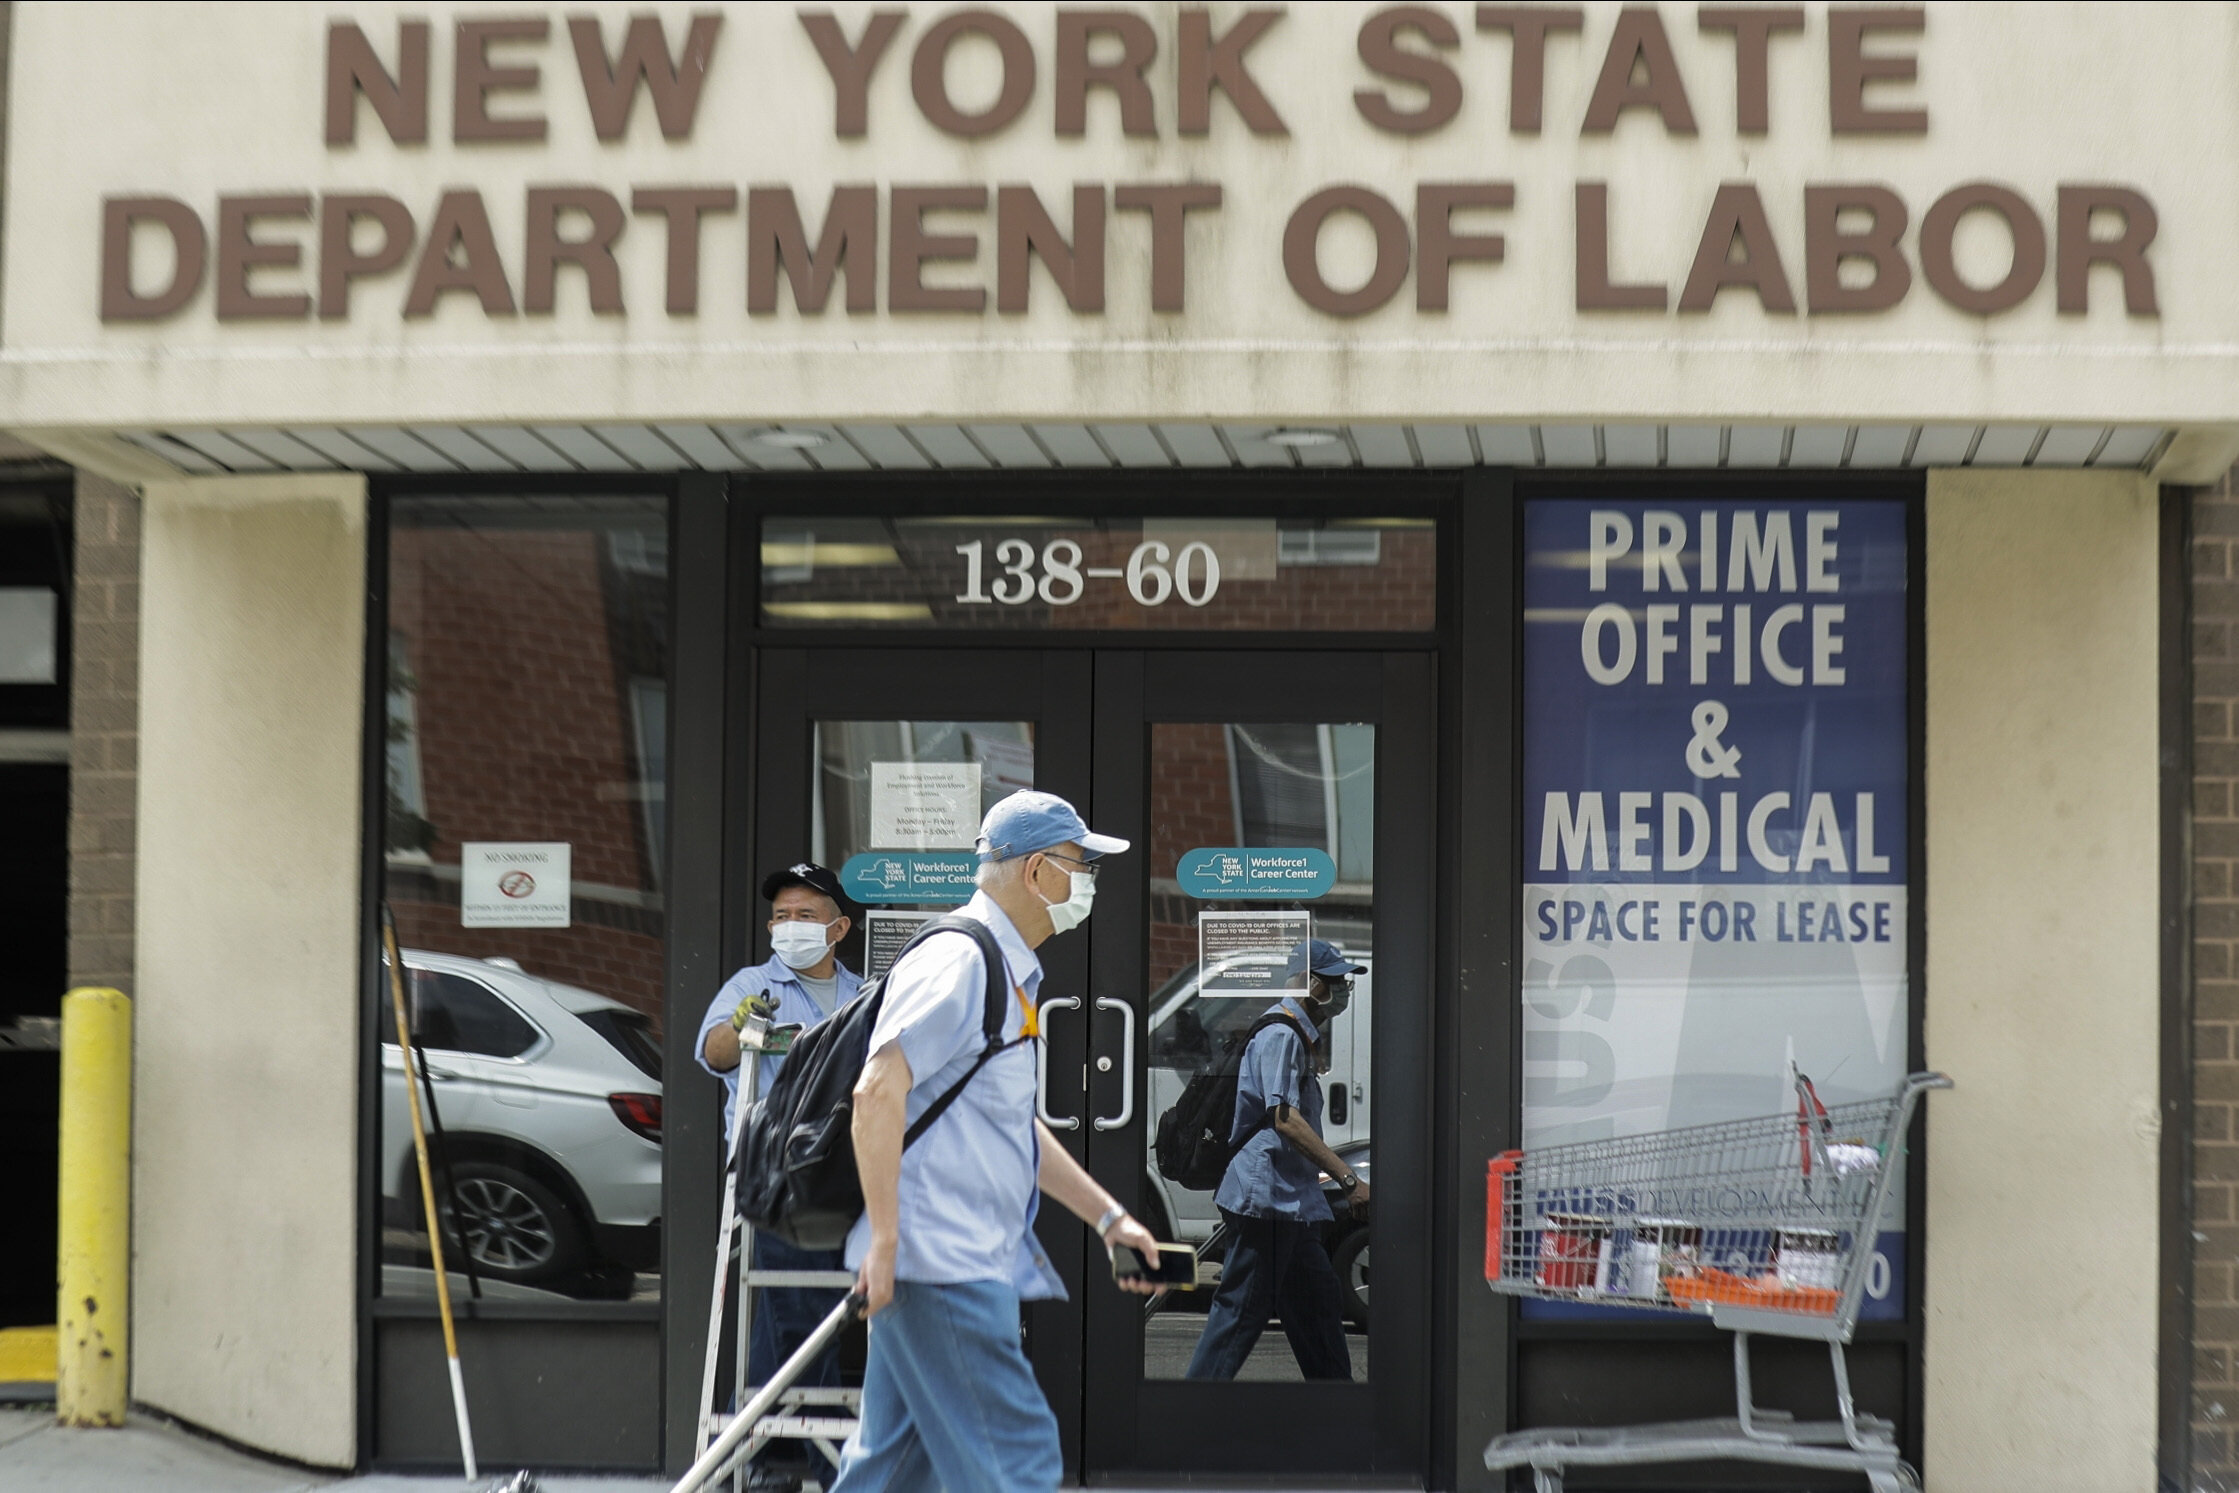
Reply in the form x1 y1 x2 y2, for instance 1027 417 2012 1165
1522 497 1909 1320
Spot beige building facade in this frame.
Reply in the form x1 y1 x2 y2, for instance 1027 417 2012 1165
0 3 2220 1489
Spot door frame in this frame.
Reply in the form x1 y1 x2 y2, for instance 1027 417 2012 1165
1079 649 1438 1480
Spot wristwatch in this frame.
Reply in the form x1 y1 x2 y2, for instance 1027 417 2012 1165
1336 1173 1362 1196
1094 1205 1129 1241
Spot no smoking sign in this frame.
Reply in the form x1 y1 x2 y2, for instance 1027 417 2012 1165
462 843 571 929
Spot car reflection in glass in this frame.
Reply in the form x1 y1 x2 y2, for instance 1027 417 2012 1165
1144 948 1372 1327
381 950 662 1301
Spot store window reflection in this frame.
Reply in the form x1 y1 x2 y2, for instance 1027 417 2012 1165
1142 722 1375 1382
379 495 670 1304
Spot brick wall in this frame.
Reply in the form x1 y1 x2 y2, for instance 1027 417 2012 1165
67 470 138 995
2198 473 2239 1488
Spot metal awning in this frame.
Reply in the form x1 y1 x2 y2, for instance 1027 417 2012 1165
105 420 2175 478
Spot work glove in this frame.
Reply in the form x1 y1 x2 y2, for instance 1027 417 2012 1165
730 992 778 1033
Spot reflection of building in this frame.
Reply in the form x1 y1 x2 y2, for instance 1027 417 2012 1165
763 518 1436 634
386 509 669 1022
1149 723 1375 989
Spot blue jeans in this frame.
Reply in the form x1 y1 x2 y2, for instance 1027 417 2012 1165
1185 1208 1352 1381
747 1232 847 1472
828 1279 1062 1493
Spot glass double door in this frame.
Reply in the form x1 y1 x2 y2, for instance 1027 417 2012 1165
750 647 1434 1481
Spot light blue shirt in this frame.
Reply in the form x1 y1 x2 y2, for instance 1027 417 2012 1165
695 953 860 1140
843 892 1066 1301
1214 996 1333 1223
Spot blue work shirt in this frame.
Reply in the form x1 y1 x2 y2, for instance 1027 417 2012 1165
843 892 1065 1302
695 953 860 1140
1214 996 1333 1223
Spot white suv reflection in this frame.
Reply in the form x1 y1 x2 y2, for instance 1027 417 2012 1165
1143 948 1373 1250
381 949 663 1294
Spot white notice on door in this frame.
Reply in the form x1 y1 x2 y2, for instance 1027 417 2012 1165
461 842 572 928
869 762 981 849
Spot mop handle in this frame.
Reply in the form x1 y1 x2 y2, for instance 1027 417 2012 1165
669 1293 866 1493
383 912 478 1481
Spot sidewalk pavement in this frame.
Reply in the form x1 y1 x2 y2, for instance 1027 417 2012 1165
0 1407 666 1493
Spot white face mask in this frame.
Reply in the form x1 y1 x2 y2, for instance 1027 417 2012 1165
1036 862 1097 934
770 919 836 970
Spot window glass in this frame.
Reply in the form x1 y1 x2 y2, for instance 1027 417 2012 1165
761 516 1434 632
1142 720 1375 1382
811 721 1034 970
1519 495 1910 1322
399 970 539 1059
378 493 669 1305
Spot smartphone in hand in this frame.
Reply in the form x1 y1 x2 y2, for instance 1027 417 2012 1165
1111 1242 1200 1289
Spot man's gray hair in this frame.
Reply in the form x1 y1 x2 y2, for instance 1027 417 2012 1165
975 854 1027 891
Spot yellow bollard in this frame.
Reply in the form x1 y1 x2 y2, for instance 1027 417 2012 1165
57 986 130 1427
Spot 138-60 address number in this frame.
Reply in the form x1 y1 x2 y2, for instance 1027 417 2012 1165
955 539 1222 607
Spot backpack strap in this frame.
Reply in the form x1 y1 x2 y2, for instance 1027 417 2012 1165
894 916 1026 1149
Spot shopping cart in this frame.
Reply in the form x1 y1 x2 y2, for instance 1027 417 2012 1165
1483 1068 1950 1493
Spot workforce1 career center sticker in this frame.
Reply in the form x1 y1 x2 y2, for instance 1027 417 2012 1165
1177 847 1336 899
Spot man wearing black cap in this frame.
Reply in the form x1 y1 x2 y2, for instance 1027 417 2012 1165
1186 938 1370 1381
695 861 859 1492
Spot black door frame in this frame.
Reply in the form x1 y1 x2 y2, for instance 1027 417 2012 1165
745 645 1099 1470
1078 648 1438 1479
718 473 1457 1485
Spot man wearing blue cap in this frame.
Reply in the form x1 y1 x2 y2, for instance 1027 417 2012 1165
696 861 860 1492
1186 938 1370 1381
832 790 1162 1493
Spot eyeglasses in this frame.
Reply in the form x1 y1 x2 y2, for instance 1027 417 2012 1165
1316 977 1355 998
1039 850 1103 881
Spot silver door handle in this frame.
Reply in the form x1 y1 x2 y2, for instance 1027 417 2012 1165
1037 996 1081 1132
1092 997 1135 1132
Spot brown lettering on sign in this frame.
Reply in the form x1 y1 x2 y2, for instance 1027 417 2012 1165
799 10 906 137
215 195 313 320
1283 185 1410 316
1803 184 1910 312
2057 185 2158 315
524 187 627 314
1475 6 1583 135
891 188 998 313
1583 8 1697 135
1178 9 1288 137
1679 183 1794 312
1056 11 1158 138
997 185 1106 312
1920 182 2044 314
405 190 517 315
318 195 416 319
1829 7 1926 135
100 197 206 321
1416 182 1512 309
1573 182 1665 309
569 13 722 141
1697 6 1803 135
912 10 1035 137
890 186 989 310
1113 183 1222 311
1355 7 1463 136
634 187 738 314
455 17 550 143
325 20 429 145
748 186 878 313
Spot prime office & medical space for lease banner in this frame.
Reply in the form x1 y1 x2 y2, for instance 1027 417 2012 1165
1521 493 1909 1319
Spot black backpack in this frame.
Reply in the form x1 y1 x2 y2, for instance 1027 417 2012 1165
1152 1012 1310 1192
734 915 1017 1249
